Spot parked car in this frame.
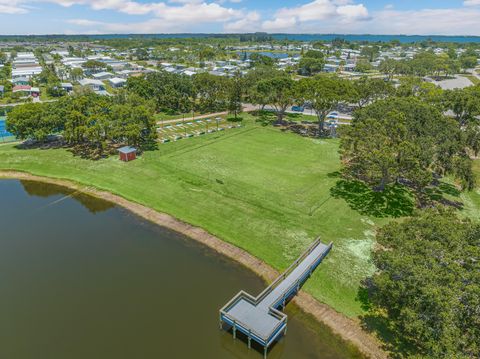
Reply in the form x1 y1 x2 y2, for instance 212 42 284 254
291 106 305 112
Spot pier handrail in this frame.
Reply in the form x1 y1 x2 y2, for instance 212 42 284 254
256 238 325 303
220 238 333 345
268 241 333 308
220 239 326 312
221 310 287 343
221 239 332 314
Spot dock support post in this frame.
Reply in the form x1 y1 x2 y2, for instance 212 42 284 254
233 322 237 340
248 330 252 349
219 314 223 330
264 345 267 359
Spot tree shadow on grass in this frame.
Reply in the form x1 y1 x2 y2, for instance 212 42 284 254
424 182 464 209
15 138 66 150
356 286 419 359
330 179 415 218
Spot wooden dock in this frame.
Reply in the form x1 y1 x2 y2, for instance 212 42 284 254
219 238 332 357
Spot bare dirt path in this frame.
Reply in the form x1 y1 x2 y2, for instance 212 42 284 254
0 170 388 359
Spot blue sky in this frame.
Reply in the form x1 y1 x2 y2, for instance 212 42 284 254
0 0 480 35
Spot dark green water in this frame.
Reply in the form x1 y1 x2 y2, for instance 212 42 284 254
0 179 363 359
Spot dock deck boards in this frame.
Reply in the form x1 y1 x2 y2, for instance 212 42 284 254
259 242 330 309
227 299 280 339
219 239 332 356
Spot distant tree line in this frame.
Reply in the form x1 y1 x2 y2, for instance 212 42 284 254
379 49 479 79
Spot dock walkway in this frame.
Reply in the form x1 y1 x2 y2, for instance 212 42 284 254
219 239 332 357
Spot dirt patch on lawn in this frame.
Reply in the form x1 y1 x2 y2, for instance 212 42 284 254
0 170 388 359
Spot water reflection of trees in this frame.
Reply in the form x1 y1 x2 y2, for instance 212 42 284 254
20 180 115 214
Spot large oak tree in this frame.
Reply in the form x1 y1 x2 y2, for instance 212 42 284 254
371 209 480 358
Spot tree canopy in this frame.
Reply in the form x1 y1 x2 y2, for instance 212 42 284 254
256 75 296 121
443 85 480 127
371 209 480 358
298 50 325 76
298 75 353 136
340 97 475 200
7 92 156 158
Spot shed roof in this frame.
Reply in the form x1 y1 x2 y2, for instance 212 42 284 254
13 85 31 92
118 146 137 154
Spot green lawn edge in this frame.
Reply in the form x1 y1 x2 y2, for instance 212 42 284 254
0 119 478 319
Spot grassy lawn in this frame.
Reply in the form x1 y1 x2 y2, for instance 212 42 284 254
0 135 16 143
0 117 478 319
461 158 480 219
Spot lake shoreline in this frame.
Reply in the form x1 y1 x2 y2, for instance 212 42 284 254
0 170 387 359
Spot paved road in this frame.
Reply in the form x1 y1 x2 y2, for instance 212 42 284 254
432 75 473 90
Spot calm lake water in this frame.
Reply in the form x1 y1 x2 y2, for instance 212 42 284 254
0 179 363 359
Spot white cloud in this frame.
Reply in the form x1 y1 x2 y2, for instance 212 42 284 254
66 1 243 33
0 0 240 18
66 18 103 26
336 4 369 20
274 0 337 22
464 0 480 6
49 0 163 15
364 7 480 35
224 11 260 32
261 17 298 32
260 0 369 32
0 0 29 13
3 0 480 36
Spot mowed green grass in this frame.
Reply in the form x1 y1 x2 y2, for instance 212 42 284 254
461 158 480 219
0 120 456 318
